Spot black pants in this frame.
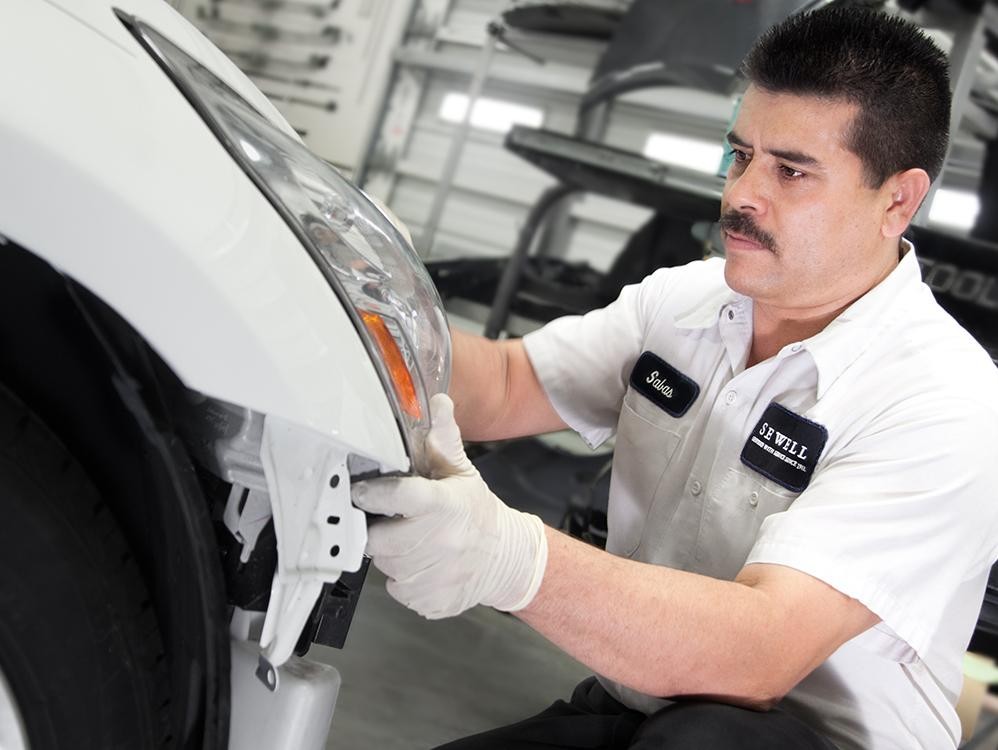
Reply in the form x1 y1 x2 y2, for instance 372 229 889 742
435 677 837 750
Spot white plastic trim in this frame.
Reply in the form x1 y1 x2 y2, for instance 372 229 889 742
228 640 340 750
257 416 368 675
0 662 29 750
229 607 266 643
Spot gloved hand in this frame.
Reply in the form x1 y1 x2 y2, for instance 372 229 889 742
351 393 548 620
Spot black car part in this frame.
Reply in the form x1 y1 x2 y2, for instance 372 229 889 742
0 239 230 749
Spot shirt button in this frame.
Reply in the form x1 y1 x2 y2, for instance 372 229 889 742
690 480 703 496
727 309 735 321
749 491 759 507
725 390 737 405
791 343 803 352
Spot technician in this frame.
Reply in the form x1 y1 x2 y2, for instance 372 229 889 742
353 7 998 749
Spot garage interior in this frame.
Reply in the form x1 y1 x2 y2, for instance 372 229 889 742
165 0 998 747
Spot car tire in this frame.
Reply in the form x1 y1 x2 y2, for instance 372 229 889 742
0 383 173 749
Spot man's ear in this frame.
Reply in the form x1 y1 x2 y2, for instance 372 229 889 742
882 168 931 238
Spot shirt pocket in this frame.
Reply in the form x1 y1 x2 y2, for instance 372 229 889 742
697 466 800 579
607 387 683 558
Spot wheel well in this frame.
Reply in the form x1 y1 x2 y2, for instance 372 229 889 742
0 238 229 749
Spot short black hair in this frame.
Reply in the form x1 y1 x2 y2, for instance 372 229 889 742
742 7 951 186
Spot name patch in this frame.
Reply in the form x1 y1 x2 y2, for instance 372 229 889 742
629 351 700 417
741 402 827 492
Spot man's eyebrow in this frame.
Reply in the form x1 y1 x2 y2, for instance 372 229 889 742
725 130 822 169
726 130 749 149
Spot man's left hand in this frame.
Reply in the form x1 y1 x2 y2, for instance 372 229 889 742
351 394 548 619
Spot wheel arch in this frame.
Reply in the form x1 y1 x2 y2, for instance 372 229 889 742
0 238 230 749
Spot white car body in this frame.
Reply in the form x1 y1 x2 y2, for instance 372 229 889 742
0 0 407 467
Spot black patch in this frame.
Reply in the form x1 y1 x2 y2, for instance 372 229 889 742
741 402 828 493
628 351 700 418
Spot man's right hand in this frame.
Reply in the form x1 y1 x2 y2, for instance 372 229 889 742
352 393 549 620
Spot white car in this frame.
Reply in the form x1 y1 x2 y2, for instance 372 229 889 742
0 1 449 748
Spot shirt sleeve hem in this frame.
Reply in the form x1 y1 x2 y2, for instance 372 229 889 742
745 538 931 658
522 329 615 449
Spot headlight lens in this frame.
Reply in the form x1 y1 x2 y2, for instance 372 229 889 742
122 14 450 468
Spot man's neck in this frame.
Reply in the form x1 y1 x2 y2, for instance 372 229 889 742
748 267 903 368
744 238 905 368
747 305 845 368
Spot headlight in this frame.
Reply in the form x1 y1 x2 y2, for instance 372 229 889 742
120 12 450 469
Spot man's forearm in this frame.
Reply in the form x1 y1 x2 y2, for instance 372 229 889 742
515 528 842 708
448 327 510 441
448 327 566 441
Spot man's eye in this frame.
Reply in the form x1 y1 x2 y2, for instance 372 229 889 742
731 149 749 162
780 165 805 179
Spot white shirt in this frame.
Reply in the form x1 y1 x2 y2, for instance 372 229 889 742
522 245 998 750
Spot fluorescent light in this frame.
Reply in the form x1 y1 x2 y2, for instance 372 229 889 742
643 133 725 174
928 188 980 231
439 93 543 133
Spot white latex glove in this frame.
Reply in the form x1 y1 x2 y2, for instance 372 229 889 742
351 393 548 620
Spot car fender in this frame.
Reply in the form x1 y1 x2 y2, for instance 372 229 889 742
0 0 408 472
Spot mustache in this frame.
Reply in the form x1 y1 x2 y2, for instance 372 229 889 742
719 211 777 253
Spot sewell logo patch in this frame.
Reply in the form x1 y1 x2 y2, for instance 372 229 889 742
741 402 828 492
628 351 700 418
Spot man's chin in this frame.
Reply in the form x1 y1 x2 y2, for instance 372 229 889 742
723 257 776 299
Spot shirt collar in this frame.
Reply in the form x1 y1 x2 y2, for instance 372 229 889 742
806 239 922 398
672 272 751 374
673 282 742 331
670 239 923 396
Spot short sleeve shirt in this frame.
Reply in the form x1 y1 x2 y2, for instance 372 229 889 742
522 245 998 750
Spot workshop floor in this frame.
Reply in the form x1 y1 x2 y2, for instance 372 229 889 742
315 566 591 749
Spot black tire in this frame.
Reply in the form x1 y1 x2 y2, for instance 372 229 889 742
0 384 172 749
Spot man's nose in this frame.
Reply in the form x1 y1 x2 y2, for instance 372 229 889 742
724 160 769 215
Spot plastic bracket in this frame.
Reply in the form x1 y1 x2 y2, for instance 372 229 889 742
256 415 367 682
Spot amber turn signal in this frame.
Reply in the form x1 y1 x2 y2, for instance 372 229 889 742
360 311 422 421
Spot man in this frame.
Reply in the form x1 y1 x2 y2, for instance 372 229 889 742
352 7 998 749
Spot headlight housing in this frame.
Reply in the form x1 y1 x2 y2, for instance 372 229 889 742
120 12 450 470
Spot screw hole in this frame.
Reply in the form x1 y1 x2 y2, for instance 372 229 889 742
329 475 340 488
327 515 340 525
330 545 340 557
